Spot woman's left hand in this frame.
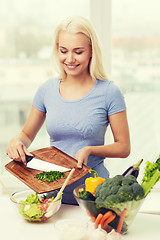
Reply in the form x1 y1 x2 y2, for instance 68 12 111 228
75 146 91 168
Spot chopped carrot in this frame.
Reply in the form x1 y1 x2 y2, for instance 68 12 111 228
103 213 116 228
100 211 113 228
116 208 127 233
94 213 103 229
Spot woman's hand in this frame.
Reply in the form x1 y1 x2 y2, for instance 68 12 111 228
75 146 91 168
6 137 32 166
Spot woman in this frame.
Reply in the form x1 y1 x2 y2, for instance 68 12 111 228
6 16 130 204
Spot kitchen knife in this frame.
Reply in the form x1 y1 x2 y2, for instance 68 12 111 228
25 155 71 172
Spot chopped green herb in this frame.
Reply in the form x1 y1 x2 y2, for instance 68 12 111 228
36 171 65 183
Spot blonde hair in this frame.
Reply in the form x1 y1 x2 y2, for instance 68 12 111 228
52 16 108 81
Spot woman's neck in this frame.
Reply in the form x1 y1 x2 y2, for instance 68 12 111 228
62 72 94 86
59 74 96 101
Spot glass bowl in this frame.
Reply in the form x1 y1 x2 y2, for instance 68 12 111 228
73 184 144 234
11 189 62 222
55 219 88 240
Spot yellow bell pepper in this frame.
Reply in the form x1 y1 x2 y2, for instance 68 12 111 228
85 169 105 194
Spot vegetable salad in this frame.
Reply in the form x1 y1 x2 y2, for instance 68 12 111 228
19 193 56 221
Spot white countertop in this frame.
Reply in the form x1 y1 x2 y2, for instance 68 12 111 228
0 191 160 240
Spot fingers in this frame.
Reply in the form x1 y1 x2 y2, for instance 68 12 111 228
23 148 33 157
77 157 88 168
75 148 88 169
6 145 21 161
6 142 32 166
17 145 27 165
75 152 82 168
77 159 83 169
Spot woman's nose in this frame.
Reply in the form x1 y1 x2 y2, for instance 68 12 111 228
66 52 75 63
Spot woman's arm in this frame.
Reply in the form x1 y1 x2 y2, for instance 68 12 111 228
76 110 130 168
6 106 46 165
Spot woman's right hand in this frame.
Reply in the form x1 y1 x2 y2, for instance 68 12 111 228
6 138 33 166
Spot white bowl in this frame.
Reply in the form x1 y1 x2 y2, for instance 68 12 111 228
55 219 88 240
11 189 62 222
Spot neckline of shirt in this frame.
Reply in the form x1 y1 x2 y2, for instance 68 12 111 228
56 78 98 103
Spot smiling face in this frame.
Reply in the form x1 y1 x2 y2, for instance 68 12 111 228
58 30 92 79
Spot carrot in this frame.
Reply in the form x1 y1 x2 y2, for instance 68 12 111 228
94 213 103 229
100 211 113 228
116 208 127 233
103 213 116 228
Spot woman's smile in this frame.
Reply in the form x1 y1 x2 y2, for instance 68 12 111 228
65 63 80 70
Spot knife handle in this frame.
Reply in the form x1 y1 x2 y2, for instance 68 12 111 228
25 154 34 163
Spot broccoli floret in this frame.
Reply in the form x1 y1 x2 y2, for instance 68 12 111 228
96 185 111 201
94 182 103 198
104 194 120 204
118 185 134 202
121 174 137 186
95 174 144 206
132 182 145 200
109 175 124 186
78 190 96 201
110 185 120 195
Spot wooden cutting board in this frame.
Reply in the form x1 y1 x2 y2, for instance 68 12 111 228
5 146 90 193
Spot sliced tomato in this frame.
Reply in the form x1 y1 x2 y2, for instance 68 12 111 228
42 198 52 204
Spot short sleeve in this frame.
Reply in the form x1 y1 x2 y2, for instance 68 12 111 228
106 82 126 116
32 84 46 112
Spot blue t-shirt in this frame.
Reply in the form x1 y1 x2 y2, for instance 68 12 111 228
32 78 126 169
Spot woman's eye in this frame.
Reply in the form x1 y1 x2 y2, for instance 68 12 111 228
75 51 83 55
60 50 67 54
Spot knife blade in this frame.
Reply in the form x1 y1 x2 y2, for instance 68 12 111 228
25 155 71 172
